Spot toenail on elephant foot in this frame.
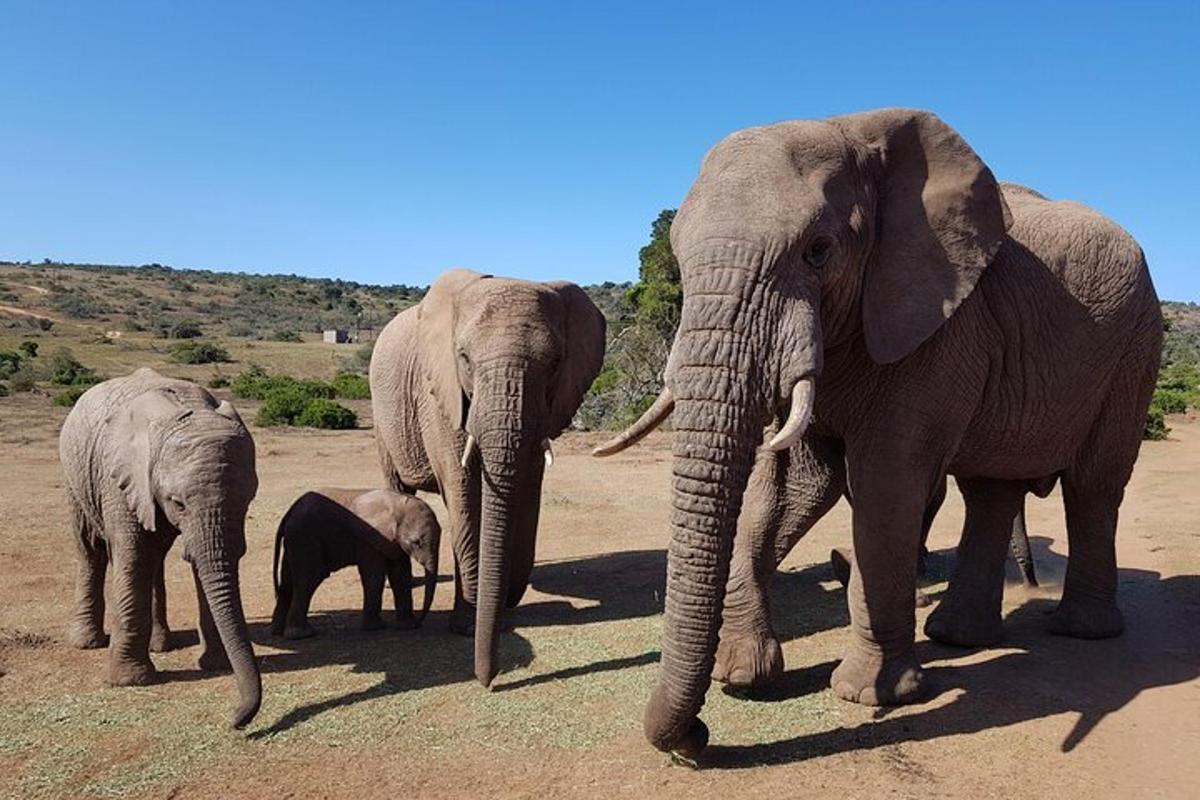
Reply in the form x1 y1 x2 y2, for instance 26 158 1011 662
108 661 158 687
198 650 231 672
924 602 1003 647
67 627 108 650
1047 597 1124 639
830 648 928 706
712 633 783 688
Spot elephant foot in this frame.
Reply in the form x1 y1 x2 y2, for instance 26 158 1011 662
66 624 108 650
149 627 178 653
108 659 158 687
283 624 317 640
1047 596 1124 639
198 648 231 672
924 599 1003 647
712 631 783 688
392 614 419 631
831 646 927 706
361 616 385 632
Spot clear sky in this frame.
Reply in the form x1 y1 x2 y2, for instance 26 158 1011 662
1 2 1197 299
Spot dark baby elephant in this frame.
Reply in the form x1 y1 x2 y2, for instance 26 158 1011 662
270 488 441 639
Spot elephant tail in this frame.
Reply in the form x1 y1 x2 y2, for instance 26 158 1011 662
274 496 303 598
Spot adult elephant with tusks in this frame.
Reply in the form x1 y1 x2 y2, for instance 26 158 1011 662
370 269 606 687
596 108 1161 758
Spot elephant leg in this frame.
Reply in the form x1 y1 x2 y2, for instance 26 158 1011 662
830 457 932 707
714 432 845 688
387 558 416 629
106 534 158 687
149 551 176 652
193 564 230 671
284 571 322 639
925 478 1024 647
439 473 480 636
270 558 292 637
358 556 387 632
67 498 108 650
916 476 948 581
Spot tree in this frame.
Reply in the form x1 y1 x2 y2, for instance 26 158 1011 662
626 209 681 338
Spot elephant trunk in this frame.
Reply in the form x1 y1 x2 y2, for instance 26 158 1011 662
191 517 261 729
417 550 438 625
643 318 763 756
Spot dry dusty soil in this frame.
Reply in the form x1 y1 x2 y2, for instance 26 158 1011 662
1 393 1197 799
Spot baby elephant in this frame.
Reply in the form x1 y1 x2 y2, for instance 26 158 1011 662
271 489 441 639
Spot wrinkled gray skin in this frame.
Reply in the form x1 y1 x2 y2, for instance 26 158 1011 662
370 270 606 686
60 368 261 729
599 109 1161 757
270 488 441 638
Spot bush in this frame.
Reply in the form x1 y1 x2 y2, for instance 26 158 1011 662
46 349 99 386
0 382 8 397
7 365 38 392
255 386 313 426
18 341 38 358
169 319 204 339
270 329 303 343
295 398 357 429
225 321 256 338
1144 406 1170 441
1152 388 1190 415
169 341 231 364
53 386 89 407
0 350 21 379
331 372 371 399
231 367 333 400
207 375 230 389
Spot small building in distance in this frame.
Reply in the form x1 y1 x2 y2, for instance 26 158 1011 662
322 328 351 344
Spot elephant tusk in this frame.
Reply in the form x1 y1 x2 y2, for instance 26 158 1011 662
765 378 816 452
591 387 675 457
460 434 478 469
541 438 554 468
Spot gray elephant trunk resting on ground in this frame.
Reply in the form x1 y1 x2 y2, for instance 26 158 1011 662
370 270 605 687
59 368 261 728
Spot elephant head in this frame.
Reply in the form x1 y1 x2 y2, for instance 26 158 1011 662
351 490 443 626
111 390 261 728
602 109 1011 755
418 269 606 686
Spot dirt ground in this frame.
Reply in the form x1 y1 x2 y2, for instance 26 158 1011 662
1 393 1197 799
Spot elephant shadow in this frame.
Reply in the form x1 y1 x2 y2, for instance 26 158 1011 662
245 610 534 739
704 540 1200 768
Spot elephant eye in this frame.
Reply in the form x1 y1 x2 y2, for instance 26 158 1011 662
458 351 473 376
803 236 834 269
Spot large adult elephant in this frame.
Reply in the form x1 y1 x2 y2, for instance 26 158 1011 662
60 368 261 728
370 269 606 686
599 109 1161 756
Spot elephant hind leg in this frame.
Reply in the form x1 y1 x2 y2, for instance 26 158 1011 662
67 497 108 650
925 478 1025 647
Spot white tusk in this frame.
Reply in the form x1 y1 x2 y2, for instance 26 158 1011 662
591 387 675 457
460 434 477 469
765 378 816 452
541 437 554 468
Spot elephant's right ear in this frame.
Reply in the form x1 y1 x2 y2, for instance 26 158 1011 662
417 269 490 430
108 391 179 532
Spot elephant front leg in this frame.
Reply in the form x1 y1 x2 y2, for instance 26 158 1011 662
925 478 1025 647
830 459 931 707
387 558 416 629
67 500 108 650
715 434 845 689
193 565 230 670
106 536 158 687
358 556 387 632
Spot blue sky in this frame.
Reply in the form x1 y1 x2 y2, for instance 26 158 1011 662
1 2 1197 299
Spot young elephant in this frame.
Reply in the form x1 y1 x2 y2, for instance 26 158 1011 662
270 488 441 639
59 368 261 729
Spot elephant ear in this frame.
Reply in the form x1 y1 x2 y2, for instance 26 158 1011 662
837 109 1012 364
417 269 491 430
544 281 607 437
108 390 186 532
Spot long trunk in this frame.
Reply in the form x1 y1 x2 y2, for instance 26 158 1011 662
194 540 261 729
643 321 762 755
417 551 438 624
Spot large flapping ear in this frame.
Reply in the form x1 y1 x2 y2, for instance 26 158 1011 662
835 109 1012 364
108 390 188 532
417 269 491 430
544 281 607 437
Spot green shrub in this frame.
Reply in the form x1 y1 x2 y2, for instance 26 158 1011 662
1144 406 1170 441
225 321 256 337
7 365 38 392
169 319 204 339
255 386 312 426
231 367 333 400
46 349 99 386
18 341 38 358
53 386 89 407
207 375 230 389
295 398 357 429
169 341 231 364
270 329 303 343
0 382 8 397
331 372 370 399
1151 388 1190 415
0 350 21 379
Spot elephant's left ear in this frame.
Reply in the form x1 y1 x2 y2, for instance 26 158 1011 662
545 282 607 437
836 109 1012 364
108 391 180 532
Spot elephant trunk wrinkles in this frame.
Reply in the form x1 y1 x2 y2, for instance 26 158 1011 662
472 366 535 687
418 550 438 624
190 515 261 729
644 311 764 754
